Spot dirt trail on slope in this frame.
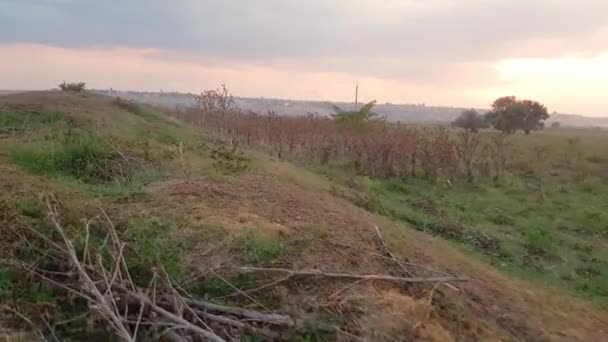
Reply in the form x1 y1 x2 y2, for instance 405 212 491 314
138 173 608 341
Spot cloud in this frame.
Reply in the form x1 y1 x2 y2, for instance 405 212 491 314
2 0 607 81
0 43 477 103
1 1 607 115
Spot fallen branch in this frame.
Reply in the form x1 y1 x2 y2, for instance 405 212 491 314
46 198 136 342
326 239 455 277
234 266 469 284
183 298 295 326
374 225 414 277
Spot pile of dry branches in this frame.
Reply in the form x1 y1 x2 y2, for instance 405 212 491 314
8 196 468 341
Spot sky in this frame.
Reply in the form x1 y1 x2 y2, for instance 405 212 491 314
1 0 607 116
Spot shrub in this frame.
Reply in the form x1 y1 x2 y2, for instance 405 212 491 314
59 81 86 92
211 145 251 174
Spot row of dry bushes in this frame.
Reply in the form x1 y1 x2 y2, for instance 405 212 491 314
175 86 511 181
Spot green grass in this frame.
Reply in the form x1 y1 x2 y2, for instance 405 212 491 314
10 134 120 181
0 268 16 300
238 232 284 266
122 217 188 282
0 108 68 131
330 172 608 306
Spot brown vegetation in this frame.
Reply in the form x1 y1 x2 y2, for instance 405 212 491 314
176 87 511 182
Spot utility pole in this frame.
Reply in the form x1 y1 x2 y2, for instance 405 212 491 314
354 83 359 110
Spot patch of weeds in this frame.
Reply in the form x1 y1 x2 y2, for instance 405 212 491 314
410 198 441 216
192 273 255 298
211 145 251 174
486 211 515 226
0 109 68 133
237 233 283 266
26 283 55 304
0 110 24 130
83 167 161 198
330 183 387 215
572 242 593 253
575 266 602 278
114 97 145 116
122 217 186 283
0 266 55 304
156 133 180 146
523 228 556 259
13 196 45 219
0 268 15 300
579 178 603 194
586 155 607 164
359 192 388 215
10 133 134 183
292 319 338 342
114 97 179 127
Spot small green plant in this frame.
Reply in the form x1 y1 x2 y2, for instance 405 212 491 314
157 133 180 145
238 233 283 266
211 145 251 174
0 268 15 300
14 196 44 219
0 110 24 130
59 81 86 92
122 217 186 282
192 274 254 298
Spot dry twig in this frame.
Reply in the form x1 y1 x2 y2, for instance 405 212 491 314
235 266 469 284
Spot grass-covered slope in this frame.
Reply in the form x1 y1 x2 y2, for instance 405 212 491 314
0 91 607 341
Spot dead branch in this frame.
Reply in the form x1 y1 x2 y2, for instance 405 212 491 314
46 198 136 342
182 298 295 326
326 239 454 277
121 286 226 342
234 266 469 284
374 225 414 277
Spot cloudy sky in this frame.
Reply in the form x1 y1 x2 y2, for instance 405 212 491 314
1 0 607 115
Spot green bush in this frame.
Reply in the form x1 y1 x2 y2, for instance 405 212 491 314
59 81 86 92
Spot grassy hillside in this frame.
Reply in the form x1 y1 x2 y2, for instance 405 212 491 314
1 90 607 341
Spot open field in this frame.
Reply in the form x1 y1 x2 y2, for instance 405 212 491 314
1 90 608 341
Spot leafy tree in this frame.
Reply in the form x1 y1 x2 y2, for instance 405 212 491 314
331 100 378 125
550 121 561 129
452 109 487 132
484 96 549 134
